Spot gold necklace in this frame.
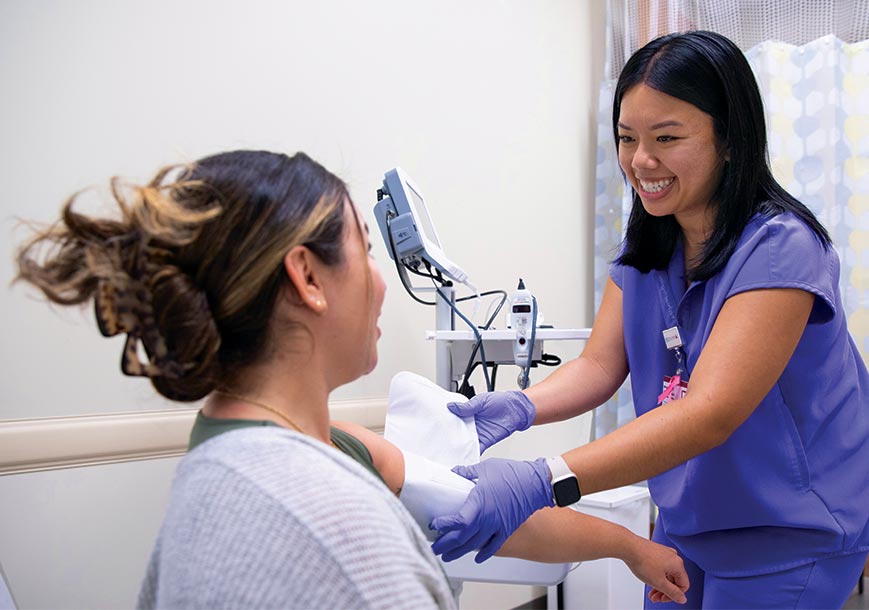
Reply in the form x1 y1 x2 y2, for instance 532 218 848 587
215 390 307 434
214 391 338 449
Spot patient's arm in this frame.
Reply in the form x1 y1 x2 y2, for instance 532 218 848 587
504 506 687 603
333 420 406 495
331 421 689 604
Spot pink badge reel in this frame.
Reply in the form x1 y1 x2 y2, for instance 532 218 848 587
659 374 688 405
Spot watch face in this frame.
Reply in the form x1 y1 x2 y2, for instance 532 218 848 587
554 477 581 507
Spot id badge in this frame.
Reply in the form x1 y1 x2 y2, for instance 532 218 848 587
659 375 688 405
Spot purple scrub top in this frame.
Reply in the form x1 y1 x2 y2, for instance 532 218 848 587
610 211 869 576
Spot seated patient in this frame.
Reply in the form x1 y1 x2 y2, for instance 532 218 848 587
16 150 455 609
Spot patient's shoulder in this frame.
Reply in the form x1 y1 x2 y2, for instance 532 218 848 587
331 420 404 494
179 427 397 525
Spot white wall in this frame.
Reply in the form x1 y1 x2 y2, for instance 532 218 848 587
1 0 605 419
0 1 606 608
0 457 181 610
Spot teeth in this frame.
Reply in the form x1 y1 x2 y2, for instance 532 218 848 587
639 177 675 193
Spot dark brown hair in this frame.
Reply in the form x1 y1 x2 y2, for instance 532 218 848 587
16 150 350 401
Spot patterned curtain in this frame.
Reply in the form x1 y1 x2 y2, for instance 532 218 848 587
592 34 869 438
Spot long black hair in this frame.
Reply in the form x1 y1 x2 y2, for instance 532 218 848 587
614 30 830 280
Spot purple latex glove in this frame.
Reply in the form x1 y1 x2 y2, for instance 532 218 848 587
447 391 536 455
429 457 553 563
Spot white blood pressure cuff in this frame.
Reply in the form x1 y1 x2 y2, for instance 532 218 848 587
384 371 482 539
399 452 475 540
384 371 481 466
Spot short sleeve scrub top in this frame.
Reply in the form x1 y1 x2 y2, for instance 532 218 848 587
610 211 869 576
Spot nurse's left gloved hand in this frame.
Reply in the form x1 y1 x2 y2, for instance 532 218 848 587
430 457 553 563
447 391 536 455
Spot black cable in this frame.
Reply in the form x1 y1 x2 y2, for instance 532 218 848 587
457 291 507 396
383 213 502 394
461 361 499 393
539 353 562 366
385 214 438 305
457 347 480 397
463 361 483 379
434 282 492 392
405 263 440 281
457 289 507 303
478 292 508 325
385 215 505 307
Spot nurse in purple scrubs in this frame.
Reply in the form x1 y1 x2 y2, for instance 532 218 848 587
431 30 869 608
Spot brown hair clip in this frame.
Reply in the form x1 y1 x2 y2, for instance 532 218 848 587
94 278 184 380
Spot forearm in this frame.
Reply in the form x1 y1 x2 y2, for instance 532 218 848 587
525 354 626 425
497 506 643 564
499 505 689 605
562 394 723 495
524 276 629 426
559 288 815 495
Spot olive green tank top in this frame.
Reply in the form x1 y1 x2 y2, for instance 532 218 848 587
188 412 386 486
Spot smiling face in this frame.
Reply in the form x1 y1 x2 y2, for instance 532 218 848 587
617 84 727 238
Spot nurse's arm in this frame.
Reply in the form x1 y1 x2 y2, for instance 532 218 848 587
561 286 815 495
331 421 689 604
525 277 629 424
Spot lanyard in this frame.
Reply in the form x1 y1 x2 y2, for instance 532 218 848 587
654 270 689 379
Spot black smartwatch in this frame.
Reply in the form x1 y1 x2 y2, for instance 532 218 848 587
546 456 581 507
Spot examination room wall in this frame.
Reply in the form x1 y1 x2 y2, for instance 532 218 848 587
0 1 606 608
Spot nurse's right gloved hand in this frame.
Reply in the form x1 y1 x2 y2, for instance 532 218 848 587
430 456 554 563
447 391 536 455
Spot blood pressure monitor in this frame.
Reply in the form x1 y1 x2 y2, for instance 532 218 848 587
373 167 469 284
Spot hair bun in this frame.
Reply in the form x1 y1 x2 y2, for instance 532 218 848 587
146 263 221 401
75 201 222 400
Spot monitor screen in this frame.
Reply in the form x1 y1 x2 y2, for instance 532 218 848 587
406 182 440 248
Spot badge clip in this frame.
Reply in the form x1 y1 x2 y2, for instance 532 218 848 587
662 326 683 351
662 326 685 377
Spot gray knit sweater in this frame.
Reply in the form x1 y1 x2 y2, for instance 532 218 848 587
137 427 457 609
